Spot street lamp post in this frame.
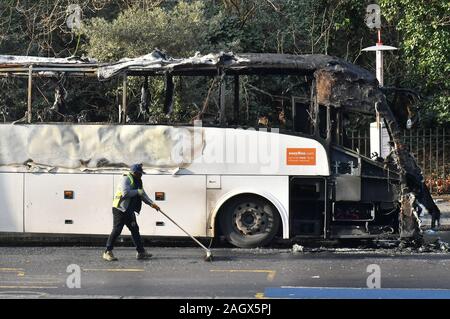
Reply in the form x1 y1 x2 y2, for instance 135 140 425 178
362 4 397 159
362 30 397 87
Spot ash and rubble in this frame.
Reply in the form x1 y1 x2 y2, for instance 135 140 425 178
287 200 450 254
286 236 449 255
228 235 449 256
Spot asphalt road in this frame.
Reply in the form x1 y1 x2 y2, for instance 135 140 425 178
0 200 448 299
1 238 450 299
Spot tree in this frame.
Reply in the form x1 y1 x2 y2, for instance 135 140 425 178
1 0 448 125
0 1 122 57
81 1 206 61
380 0 450 125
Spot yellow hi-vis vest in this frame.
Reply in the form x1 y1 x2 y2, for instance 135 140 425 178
112 173 135 208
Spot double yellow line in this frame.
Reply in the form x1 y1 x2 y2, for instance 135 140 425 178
0 268 58 289
82 268 145 272
0 268 25 277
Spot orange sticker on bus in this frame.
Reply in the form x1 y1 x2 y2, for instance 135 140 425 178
286 148 316 165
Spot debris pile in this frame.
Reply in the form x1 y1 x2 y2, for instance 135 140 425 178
292 244 304 253
289 236 450 254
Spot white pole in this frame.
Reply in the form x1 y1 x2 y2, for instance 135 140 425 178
376 40 383 153
27 65 33 123
376 49 383 87
376 41 383 157
363 30 397 158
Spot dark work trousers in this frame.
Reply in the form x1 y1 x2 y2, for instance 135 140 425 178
106 207 145 253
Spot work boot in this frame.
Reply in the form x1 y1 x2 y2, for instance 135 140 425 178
136 250 152 260
102 250 118 261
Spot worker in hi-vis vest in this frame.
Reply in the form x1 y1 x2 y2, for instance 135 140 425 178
103 164 160 261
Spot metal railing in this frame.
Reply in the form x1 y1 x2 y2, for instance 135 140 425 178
402 128 449 194
348 129 371 158
347 127 449 194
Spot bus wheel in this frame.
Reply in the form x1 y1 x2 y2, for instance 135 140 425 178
219 195 280 248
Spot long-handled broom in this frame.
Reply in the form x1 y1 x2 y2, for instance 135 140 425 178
141 191 213 261
155 207 214 262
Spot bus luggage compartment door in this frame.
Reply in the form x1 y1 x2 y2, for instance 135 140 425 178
135 175 207 237
0 173 24 233
24 173 113 234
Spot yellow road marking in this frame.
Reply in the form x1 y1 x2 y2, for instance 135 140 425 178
0 268 24 271
0 285 58 289
255 292 266 299
0 281 61 285
210 269 276 282
83 268 145 272
0 268 25 277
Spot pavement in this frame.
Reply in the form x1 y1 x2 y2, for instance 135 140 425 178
421 198 450 230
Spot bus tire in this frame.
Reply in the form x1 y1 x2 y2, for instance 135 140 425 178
218 195 280 248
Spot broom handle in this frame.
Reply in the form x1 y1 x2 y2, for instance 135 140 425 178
156 208 210 251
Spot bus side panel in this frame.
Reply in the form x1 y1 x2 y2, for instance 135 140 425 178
133 175 207 237
0 173 24 232
24 174 113 234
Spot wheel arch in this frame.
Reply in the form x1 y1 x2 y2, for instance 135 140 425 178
208 189 289 239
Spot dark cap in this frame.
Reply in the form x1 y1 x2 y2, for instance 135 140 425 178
130 163 145 174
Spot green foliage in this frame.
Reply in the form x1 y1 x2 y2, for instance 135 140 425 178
204 0 326 54
380 0 450 125
381 0 450 84
0 0 448 125
81 1 206 61
0 0 118 57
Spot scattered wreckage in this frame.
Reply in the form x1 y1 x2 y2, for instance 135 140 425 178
0 51 440 247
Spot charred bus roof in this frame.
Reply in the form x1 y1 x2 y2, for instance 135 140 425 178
95 51 375 78
0 50 383 114
0 50 375 80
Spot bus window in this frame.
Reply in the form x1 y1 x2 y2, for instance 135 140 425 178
318 105 327 139
292 97 311 135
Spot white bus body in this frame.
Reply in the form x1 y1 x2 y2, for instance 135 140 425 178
0 124 328 244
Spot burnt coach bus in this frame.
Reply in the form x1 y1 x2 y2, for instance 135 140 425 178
0 51 436 247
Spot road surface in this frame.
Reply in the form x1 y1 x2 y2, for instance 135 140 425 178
1 241 450 299
1 200 448 299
